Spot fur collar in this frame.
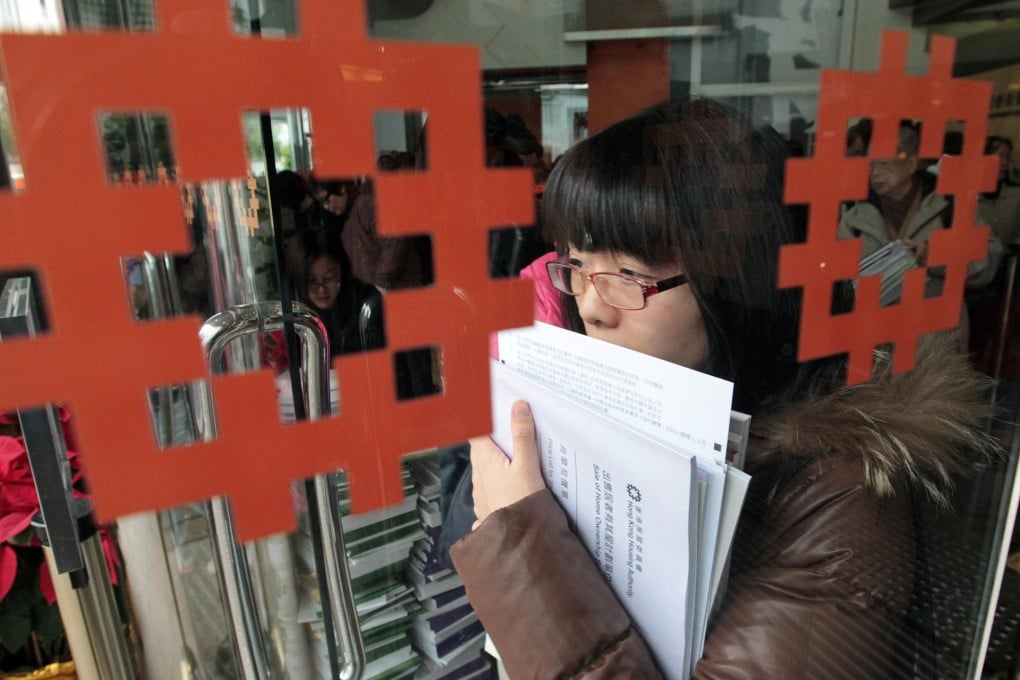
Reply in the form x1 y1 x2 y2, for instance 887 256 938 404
754 333 997 507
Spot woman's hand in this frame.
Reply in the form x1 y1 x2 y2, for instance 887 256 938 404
903 238 929 266
469 400 546 530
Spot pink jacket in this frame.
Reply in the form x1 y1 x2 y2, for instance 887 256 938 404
519 251 565 328
489 251 565 360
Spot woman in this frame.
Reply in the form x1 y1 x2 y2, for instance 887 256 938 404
284 228 385 357
451 101 993 678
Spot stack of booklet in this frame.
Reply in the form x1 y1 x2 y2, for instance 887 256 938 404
857 240 917 306
490 323 751 678
341 470 426 680
405 457 491 679
295 470 426 680
277 369 490 678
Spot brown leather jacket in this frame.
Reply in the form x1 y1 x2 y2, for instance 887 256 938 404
451 339 991 679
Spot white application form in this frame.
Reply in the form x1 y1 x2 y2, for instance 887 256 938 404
497 323 733 464
490 361 697 679
496 323 736 672
493 323 739 676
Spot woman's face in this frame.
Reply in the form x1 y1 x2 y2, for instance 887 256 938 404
306 256 342 311
323 186 349 216
567 248 710 370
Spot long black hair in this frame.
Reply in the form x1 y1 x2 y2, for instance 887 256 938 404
285 228 384 355
542 99 845 415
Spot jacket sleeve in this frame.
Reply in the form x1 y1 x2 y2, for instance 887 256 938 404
374 236 411 290
965 212 1003 288
450 489 664 680
836 209 855 241
692 457 915 679
342 195 377 282
519 251 566 328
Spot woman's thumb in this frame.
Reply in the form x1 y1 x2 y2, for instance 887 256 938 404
510 400 538 462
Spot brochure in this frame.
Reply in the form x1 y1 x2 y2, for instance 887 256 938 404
857 239 917 306
491 361 697 678
490 323 750 677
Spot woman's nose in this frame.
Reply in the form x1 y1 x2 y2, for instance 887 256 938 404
575 280 619 328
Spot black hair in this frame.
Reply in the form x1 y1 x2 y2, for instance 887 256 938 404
846 118 872 152
985 135 1013 155
542 99 844 414
272 170 311 212
485 109 543 167
318 178 357 196
897 121 921 156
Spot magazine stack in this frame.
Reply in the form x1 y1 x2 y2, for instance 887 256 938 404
294 469 424 679
405 457 492 680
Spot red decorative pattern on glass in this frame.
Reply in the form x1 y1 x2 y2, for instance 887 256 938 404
0 0 534 542
780 31 998 383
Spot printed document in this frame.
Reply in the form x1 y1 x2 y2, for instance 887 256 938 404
490 361 697 678
491 323 744 677
497 323 732 464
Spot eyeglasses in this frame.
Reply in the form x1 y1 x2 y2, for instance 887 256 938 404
546 258 688 311
307 277 341 293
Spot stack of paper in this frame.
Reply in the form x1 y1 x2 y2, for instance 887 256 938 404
357 596 422 680
339 470 425 680
342 480 423 589
302 591 421 680
277 370 428 678
857 240 917 306
276 368 490 678
404 457 490 679
414 645 491 680
290 469 425 680
493 323 751 678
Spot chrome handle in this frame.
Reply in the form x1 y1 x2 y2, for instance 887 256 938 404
199 301 364 680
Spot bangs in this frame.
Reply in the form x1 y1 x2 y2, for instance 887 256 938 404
542 120 681 266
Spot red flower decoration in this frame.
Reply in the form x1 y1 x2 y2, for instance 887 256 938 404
99 527 121 587
56 406 79 454
0 412 120 610
0 436 39 543
261 330 289 372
